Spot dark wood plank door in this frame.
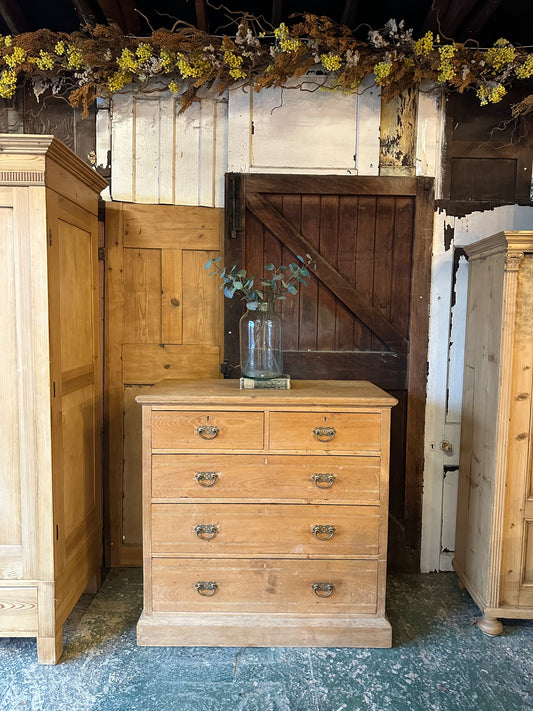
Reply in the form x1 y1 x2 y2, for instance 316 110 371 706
224 174 434 571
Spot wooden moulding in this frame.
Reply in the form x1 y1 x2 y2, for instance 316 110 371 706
137 611 392 648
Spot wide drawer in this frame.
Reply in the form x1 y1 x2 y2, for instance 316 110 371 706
0 587 38 634
151 503 380 557
152 454 380 503
269 412 381 452
151 558 379 613
151 410 264 450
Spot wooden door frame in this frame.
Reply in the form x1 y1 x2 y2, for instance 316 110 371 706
224 173 434 568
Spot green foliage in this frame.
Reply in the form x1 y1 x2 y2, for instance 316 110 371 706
205 254 316 310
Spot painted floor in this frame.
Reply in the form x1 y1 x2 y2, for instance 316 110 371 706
0 569 531 711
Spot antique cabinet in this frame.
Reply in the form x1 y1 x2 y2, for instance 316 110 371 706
0 135 108 663
454 231 533 634
137 379 396 647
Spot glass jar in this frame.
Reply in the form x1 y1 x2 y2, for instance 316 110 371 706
239 303 282 379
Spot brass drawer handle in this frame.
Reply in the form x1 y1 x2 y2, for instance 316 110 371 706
312 524 336 540
197 425 219 440
195 581 218 596
312 582 335 598
312 473 335 489
194 524 218 540
195 471 219 487
313 426 336 442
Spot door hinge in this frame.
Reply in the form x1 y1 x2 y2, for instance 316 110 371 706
228 174 242 239
98 246 105 261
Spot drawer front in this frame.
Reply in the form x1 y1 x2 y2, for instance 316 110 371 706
152 454 380 503
151 411 264 450
152 558 378 613
0 587 38 634
269 412 381 452
152 503 379 557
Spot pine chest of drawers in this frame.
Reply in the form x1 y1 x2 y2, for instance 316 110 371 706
136 379 396 647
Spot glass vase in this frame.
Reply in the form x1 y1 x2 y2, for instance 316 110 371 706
239 303 283 379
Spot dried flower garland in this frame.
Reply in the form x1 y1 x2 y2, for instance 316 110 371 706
0 15 532 117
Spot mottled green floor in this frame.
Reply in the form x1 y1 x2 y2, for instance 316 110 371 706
0 569 531 711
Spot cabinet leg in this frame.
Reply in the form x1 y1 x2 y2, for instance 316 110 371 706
84 569 102 594
37 629 63 665
477 615 504 637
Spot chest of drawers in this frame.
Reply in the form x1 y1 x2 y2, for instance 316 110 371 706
136 379 396 647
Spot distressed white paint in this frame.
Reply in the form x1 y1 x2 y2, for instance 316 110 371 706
250 83 358 172
227 86 251 174
355 75 380 176
440 466 459 570
95 99 111 201
416 81 444 196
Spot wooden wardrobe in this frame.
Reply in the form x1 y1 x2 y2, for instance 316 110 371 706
0 135 107 663
454 231 533 634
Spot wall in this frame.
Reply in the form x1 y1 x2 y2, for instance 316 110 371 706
95 78 533 571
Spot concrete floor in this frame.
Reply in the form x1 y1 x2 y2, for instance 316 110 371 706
0 569 531 711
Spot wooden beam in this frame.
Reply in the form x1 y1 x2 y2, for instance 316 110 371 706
71 0 98 25
246 191 409 356
457 0 504 40
341 0 359 28
422 0 452 34
271 0 282 28
440 0 480 38
96 0 138 34
195 0 209 32
0 0 30 34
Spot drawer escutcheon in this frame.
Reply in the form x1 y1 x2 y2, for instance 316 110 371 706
313 426 336 442
195 581 218 596
312 524 336 540
195 471 219 487
312 582 335 598
197 425 219 440
194 524 219 540
312 473 336 488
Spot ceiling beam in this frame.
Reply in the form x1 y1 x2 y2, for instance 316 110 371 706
96 0 139 34
272 0 282 28
195 0 209 32
439 0 480 38
341 0 359 28
72 0 100 26
0 0 30 34
422 0 452 34
457 0 504 41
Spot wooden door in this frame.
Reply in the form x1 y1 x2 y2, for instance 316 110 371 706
47 190 103 585
105 202 223 567
224 174 434 571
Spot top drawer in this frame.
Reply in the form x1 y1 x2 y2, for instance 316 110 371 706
269 412 381 452
151 411 264 450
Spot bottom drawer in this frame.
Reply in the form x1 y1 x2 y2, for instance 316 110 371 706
0 586 38 635
151 558 379 614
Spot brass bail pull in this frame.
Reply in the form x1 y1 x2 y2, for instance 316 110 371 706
194 524 218 540
312 473 335 488
312 582 335 598
195 471 219 487
312 524 336 540
313 426 336 442
195 581 218 596
197 425 219 440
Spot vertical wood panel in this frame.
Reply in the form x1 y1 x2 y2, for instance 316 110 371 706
318 196 338 350
299 195 320 351
182 250 221 346
373 197 395 348
110 94 134 202
337 196 358 351
391 197 415 337
161 249 182 344
0 203 21 546
134 99 161 203
159 97 176 205
356 76 381 176
123 249 162 344
354 197 376 349
279 195 301 350
176 103 201 206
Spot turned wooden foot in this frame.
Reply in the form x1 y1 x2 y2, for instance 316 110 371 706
477 615 504 636
37 630 63 664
